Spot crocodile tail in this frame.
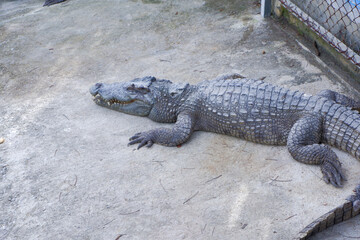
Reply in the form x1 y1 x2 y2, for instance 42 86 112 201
296 184 360 239
321 102 360 159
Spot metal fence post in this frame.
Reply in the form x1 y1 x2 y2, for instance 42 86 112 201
261 0 272 17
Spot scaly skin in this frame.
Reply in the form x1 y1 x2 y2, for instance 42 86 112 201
296 185 360 239
90 74 360 237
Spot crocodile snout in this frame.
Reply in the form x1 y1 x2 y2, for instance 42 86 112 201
90 83 103 96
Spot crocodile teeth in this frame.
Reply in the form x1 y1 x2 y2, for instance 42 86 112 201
93 94 137 106
106 99 136 105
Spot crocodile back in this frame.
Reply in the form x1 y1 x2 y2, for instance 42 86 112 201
193 78 309 145
191 78 360 158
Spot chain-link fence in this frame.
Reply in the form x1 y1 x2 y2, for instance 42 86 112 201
279 0 360 69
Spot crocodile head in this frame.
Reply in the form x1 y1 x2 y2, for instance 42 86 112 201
89 76 157 116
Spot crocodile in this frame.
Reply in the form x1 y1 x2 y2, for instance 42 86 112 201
89 74 360 238
297 184 360 239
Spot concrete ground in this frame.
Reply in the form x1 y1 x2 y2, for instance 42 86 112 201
1 0 360 239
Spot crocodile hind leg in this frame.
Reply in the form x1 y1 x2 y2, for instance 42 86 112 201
317 89 360 111
287 113 346 187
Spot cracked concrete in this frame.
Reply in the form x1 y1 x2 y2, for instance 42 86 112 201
0 0 360 239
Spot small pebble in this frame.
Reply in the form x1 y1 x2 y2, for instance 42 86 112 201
0 138 4 144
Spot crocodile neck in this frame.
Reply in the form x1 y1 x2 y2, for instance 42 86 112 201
148 84 196 123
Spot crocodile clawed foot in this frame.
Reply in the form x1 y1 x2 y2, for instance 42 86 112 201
320 159 346 188
128 131 155 149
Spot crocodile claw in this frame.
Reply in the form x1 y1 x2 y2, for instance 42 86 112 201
128 131 154 149
321 159 346 188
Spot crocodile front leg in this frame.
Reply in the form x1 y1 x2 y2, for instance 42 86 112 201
287 113 346 187
128 111 195 149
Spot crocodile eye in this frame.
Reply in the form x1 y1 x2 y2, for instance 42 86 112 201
127 84 136 91
137 87 150 93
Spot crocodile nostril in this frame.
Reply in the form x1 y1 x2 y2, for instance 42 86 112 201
95 83 103 89
90 83 103 96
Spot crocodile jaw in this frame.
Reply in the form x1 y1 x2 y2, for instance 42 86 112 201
91 93 152 116
90 82 153 117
